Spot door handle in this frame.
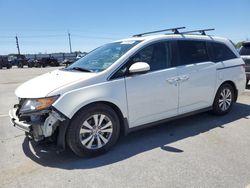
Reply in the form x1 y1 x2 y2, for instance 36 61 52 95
179 75 189 81
166 77 180 85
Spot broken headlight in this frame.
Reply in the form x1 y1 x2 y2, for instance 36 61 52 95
20 95 59 114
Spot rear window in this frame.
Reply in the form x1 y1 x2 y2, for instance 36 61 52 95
177 40 209 65
239 45 250 55
211 42 237 62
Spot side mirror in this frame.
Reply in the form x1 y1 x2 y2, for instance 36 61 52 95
129 62 150 74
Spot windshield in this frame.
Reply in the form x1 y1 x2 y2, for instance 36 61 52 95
240 45 250 55
66 41 141 72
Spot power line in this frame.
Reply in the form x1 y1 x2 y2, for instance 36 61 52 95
72 34 118 40
0 32 123 54
0 33 122 40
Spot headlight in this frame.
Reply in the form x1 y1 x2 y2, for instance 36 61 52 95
20 95 59 113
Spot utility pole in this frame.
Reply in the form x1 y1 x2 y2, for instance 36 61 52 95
68 31 72 53
15 35 20 55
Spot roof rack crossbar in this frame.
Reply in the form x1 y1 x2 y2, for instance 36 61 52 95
133 27 186 37
180 28 215 35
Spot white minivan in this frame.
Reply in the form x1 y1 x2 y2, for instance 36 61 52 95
9 28 246 157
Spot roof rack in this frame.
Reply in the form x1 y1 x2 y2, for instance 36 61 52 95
180 28 215 35
133 27 186 37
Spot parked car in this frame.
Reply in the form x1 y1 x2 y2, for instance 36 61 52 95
76 54 85 60
9 28 246 157
39 57 60 67
27 59 35 68
239 41 250 85
62 58 74 67
27 59 42 68
8 54 28 68
0 56 12 69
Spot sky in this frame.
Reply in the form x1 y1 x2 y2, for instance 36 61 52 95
0 0 249 55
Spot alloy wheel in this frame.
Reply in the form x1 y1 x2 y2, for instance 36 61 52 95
79 114 113 149
218 88 232 111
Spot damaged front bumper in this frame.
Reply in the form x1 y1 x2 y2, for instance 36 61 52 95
9 105 69 152
9 108 31 132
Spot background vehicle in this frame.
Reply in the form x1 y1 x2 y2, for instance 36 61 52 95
9 27 246 157
62 58 74 67
27 59 35 68
39 57 60 67
8 54 28 68
27 59 44 68
0 55 12 69
239 41 250 85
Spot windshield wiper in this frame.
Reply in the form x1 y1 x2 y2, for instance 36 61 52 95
69 67 92 72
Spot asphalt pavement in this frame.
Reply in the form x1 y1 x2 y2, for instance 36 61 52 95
0 67 250 188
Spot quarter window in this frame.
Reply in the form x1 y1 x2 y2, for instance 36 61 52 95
211 42 237 62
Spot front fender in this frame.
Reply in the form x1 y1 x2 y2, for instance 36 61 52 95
52 79 127 119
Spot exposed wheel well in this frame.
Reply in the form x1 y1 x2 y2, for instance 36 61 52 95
74 101 127 136
219 81 238 102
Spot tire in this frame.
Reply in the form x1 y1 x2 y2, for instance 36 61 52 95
18 62 23 68
66 104 120 157
246 78 249 87
7 65 11 69
35 62 41 68
28 62 33 68
211 83 235 115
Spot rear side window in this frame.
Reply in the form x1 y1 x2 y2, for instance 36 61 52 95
211 42 237 62
177 40 209 65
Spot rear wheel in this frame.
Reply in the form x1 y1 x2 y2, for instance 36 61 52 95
66 104 120 157
211 83 234 115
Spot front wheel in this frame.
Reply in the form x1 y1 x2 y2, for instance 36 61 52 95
211 83 235 115
66 104 120 157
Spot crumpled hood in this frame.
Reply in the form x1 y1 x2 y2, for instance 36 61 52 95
15 69 96 98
